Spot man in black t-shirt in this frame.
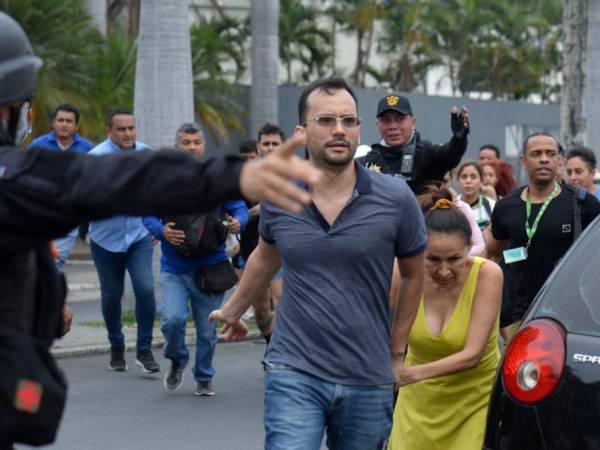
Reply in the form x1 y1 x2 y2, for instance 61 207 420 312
485 132 600 329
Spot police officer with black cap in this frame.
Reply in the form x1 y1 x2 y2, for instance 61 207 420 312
358 94 469 194
0 12 319 448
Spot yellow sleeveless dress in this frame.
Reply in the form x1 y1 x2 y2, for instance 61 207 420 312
388 257 500 450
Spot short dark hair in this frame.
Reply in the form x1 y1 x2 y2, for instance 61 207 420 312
52 103 80 124
479 144 500 158
298 77 358 124
420 187 472 246
106 108 134 128
175 122 204 142
567 146 597 171
257 123 285 142
239 139 257 154
522 132 564 155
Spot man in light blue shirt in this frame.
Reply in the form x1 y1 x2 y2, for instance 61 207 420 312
88 108 159 374
30 103 94 271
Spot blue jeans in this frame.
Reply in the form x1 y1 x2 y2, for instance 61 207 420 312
263 364 393 450
90 236 155 351
54 227 78 272
159 271 224 381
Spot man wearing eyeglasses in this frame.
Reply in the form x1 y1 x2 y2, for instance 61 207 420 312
211 77 427 450
358 94 470 194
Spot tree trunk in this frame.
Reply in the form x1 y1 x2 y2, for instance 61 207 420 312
561 0 587 149
251 0 280 137
128 0 141 41
133 0 194 149
586 0 600 155
85 0 106 36
353 29 364 86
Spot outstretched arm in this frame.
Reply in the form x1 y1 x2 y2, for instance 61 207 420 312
1 135 320 255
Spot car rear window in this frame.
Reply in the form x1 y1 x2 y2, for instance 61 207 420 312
535 218 600 337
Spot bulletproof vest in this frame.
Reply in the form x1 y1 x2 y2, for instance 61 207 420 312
363 142 417 181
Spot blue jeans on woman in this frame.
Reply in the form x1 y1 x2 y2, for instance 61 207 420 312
159 271 224 381
263 363 393 450
90 236 155 351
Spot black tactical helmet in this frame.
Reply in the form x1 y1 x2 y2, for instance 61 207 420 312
0 12 43 106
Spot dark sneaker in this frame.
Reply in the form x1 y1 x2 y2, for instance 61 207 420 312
194 381 215 396
135 351 160 373
109 346 127 372
164 360 185 391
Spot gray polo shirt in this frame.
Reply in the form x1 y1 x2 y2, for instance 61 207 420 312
260 162 427 385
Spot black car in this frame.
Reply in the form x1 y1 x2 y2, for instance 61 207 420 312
484 215 600 450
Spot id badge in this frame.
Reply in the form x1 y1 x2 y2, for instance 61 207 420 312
503 246 528 264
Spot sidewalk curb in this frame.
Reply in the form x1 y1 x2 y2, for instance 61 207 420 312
51 329 263 360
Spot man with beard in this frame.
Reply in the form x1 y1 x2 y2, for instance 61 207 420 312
484 132 600 331
211 78 427 450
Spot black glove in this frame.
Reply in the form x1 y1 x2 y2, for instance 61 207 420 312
451 110 469 139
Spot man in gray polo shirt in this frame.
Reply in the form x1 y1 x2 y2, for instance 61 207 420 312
210 77 426 450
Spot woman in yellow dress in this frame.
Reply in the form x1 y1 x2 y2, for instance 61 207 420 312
388 192 503 450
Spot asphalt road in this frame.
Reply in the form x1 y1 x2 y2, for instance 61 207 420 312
23 341 268 450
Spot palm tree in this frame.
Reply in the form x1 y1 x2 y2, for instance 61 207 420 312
0 0 103 138
250 0 279 138
83 27 137 142
133 0 194 149
190 14 249 145
377 0 439 93
330 0 385 87
279 0 331 84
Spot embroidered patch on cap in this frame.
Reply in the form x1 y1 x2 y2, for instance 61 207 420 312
386 96 399 107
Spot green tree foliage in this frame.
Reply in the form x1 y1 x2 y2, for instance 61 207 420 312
328 0 386 87
279 0 332 83
425 0 562 100
376 0 440 92
0 0 103 138
84 27 137 142
190 15 249 144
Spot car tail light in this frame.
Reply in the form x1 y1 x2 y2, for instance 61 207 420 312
502 319 566 405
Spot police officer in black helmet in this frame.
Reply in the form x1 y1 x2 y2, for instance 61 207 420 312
0 12 319 448
357 94 470 194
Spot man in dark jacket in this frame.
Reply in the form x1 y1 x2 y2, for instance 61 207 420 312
0 11 319 448
357 94 470 194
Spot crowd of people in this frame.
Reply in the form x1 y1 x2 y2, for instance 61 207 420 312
212 81 600 450
3 9 600 450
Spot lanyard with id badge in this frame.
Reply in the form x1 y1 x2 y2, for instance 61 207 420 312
503 183 558 264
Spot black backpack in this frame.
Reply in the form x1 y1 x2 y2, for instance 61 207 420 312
163 210 229 258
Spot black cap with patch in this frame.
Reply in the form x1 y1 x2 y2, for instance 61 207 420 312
376 94 413 117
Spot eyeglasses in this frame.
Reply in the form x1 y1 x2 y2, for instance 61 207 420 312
304 115 361 129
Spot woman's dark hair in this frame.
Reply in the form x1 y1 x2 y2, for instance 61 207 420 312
418 186 472 246
567 147 597 171
456 160 483 180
